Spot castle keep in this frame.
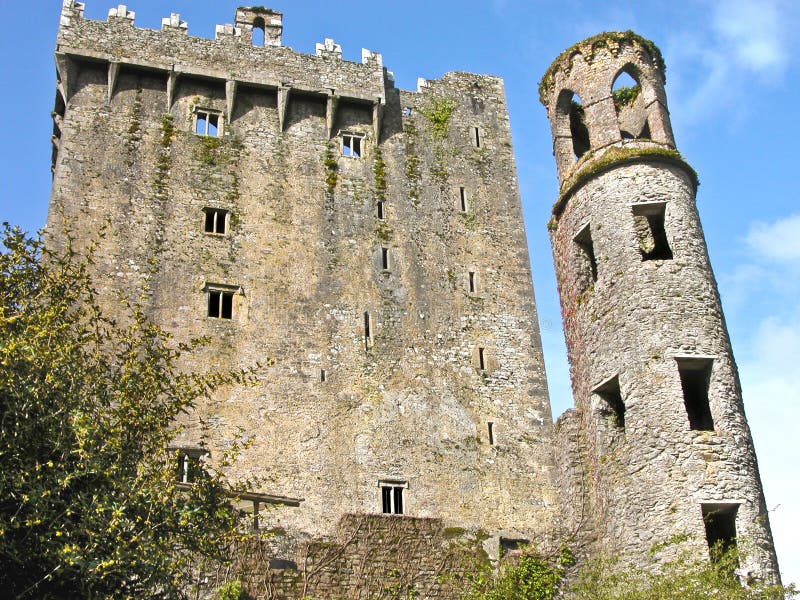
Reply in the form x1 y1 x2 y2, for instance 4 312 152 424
47 2 779 596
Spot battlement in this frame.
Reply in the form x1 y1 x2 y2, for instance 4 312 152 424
57 1 387 116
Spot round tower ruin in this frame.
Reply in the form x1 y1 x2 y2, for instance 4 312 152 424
541 32 780 580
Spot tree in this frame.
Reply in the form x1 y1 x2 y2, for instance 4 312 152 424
0 226 254 599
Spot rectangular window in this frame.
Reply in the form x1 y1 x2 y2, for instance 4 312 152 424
203 208 228 235
488 421 495 445
468 271 476 293
320 369 326 382
573 223 598 288
364 311 372 350
702 503 738 562
632 202 672 260
174 448 207 484
377 201 384 220
478 347 486 371
379 481 407 515
381 247 389 270
676 357 714 431
595 375 625 430
471 127 481 148
459 186 468 212
206 285 238 319
342 133 363 158
195 109 221 137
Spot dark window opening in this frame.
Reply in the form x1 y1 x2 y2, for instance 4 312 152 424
175 449 207 484
380 482 405 515
478 347 486 371
468 271 476 293
459 186 467 212
208 290 234 319
320 369 326 382
569 94 590 160
252 17 265 46
677 358 714 431
203 208 228 235
377 201 384 220
381 247 389 270
488 421 495 445
342 133 363 158
633 203 672 260
195 110 220 137
595 376 625 430
702 503 738 562
574 224 598 289
364 311 371 349
472 127 481 148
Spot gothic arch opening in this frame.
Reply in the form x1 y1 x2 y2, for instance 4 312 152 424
556 89 590 162
612 67 650 140
252 17 266 46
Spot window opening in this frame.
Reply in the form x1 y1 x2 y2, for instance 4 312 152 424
612 68 649 140
633 202 672 260
574 224 598 289
468 271 476 293
203 208 228 235
377 201 384 220
195 109 220 136
595 375 625 430
459 186 468 212
252 17 265 46
702 503 738 562
478 347 486 371
403 106 412 117
320 369 326 382
381 247 389 270
208 289 234 319
364 311 372 350
380 481 406 515
569 94 590 160
677 357 714 431
471 127 481 148
342 133 363 158
174 448 207 484
487 421 495 445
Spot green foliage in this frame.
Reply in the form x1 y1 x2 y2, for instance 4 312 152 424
461 545 573 600
324 141 338 195
374 147 387 201
611 85 641 109
197 135 225 166
216 579 243 600
420 98 456 139
568 545 795 599
0 226 255 598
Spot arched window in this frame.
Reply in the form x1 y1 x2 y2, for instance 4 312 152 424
612 67 650 140
568 93 590 160
252 17 265 46
554 89 591 169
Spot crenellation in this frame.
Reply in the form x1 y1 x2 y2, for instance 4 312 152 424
107 4 134 22
161 13 187 33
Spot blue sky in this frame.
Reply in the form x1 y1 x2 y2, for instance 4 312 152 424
1 0 797 585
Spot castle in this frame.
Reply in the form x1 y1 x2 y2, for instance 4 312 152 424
47 2 780 596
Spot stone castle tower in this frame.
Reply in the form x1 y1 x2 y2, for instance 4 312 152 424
46 2 779 595
539 32 779 578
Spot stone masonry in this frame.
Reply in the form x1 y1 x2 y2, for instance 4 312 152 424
46 3 780 597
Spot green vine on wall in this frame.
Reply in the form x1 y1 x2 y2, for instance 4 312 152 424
324 141 338 195
612 85 641 110
373 147 387 201
420 97 456 139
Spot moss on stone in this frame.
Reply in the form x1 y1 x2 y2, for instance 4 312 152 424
373 147 387 201
554 145 698 215
419 97 456 139
539 31 665 105
324 141 338 195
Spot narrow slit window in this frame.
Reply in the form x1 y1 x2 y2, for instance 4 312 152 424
488 421 495 445
677 357 714 431
574 224 598 288
632 202 672 260
320 369 326 382
468 271 476 293
203 208 228 235
595 375 625 430
702 503 738 562
195 109 221 137
381 247 389 270
459 187 468 212
364 311 371 349
207 287 236 319
478 347 486 371
379 481 406 515
377 201 384 220
342 133 363 158
174 448 207 484
472 127 481 148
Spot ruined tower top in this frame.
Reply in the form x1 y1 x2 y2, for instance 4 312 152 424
538 32 684 203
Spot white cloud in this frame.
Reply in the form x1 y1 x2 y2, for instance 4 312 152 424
713 0 785 73
745 214 800 262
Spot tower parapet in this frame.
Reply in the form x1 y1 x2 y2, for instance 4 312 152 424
542 32 780 581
